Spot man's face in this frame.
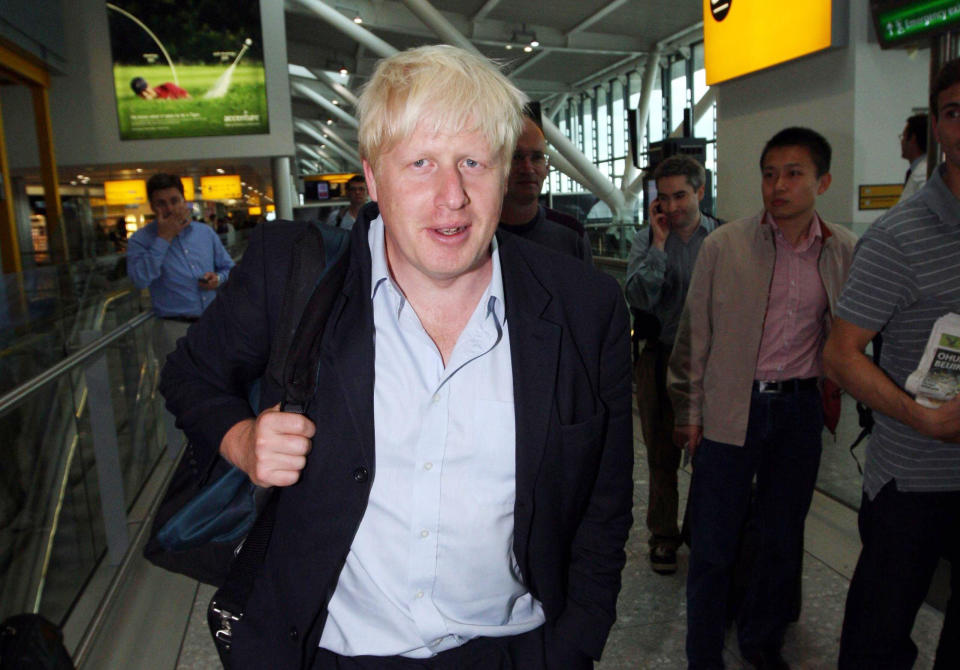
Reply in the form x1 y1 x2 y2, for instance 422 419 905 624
900 123 913 160
761 145 830 225
506 118 548 206
149 187 188 224
364 124 507 286
655 174 703 231
347 181 368 207
934 82 960 170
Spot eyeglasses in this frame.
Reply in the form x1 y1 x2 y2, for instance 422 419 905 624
512 151 549 166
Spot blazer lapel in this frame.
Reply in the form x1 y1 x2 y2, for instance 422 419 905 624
323 235 376 467
500 238 561 527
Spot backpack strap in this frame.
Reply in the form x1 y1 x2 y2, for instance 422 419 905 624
209 221 351 666
849 333 884 474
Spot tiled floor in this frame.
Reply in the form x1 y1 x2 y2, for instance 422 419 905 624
108 398 946 669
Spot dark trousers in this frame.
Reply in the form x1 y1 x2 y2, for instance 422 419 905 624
635 341 682 550
686 386 823 669
311 626 592 670
838 482 960 669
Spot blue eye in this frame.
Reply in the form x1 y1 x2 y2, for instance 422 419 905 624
412 159 426 168
464 158 479 168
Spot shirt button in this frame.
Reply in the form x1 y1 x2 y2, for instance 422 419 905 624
288 626 298 641
416 590 424 599
424 462 433 470
432 394 440 404
420 530 429 538
352 466 369 482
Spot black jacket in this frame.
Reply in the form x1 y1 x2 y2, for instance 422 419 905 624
160 213 633 668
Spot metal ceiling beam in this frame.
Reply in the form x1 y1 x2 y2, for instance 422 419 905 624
291 80 359 127
294 120 362 165
306 121 363 165
508 50 550 78
310 68 360 107
401 0 480 54
290 0 398 57
472 0 502 22
296 144 340 172
567 0 630 35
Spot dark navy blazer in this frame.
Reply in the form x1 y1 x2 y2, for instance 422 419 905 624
161 212 633 669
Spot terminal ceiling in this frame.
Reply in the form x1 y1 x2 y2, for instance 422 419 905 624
287 0 704 176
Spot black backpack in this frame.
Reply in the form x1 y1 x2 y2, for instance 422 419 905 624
0 614 74 670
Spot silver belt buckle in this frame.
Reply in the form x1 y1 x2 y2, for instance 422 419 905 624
756 380 780 393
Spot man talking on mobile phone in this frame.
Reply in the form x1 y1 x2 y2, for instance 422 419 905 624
624 154 718 576
127 173 234 445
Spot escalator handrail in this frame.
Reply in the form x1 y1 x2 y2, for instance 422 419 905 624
0 310 154 416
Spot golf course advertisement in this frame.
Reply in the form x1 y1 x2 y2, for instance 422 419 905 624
106 1 269 140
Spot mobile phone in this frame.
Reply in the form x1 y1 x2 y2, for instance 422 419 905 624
653 201 663 215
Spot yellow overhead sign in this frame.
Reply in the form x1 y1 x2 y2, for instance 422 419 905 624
704 0 835 85
200 175 242 200
104 180 147 205
248 206 262 215
266 204 275 212
181 177 195 199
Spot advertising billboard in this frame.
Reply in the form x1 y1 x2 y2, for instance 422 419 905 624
106 0 269 140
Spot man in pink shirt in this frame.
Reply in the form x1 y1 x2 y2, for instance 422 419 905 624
668 127 856 669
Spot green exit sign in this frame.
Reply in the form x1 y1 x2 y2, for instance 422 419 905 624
875 0 960 47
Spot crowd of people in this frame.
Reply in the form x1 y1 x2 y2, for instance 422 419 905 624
130 44 958 670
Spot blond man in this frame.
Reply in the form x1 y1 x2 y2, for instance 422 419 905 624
161 45 632 669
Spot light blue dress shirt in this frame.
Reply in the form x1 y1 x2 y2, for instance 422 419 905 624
127 220 235 318
318 216 545 657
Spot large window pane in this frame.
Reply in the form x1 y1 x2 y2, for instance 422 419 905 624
612 80 625 160
582 95 594 162
597 86 610 162
670 58 687 136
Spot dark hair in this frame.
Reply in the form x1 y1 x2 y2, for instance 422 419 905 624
759 127 831 177
905 114 928 152
931 59 960 119
130 77 148 94
346 174 366 188
147 173 185 202
652 154 705 191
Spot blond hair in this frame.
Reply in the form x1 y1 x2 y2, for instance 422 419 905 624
358 45 527 168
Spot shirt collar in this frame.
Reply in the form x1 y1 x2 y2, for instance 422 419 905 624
909 155 926 173
921 163 960 227
367 215 506 324
763 211 823 251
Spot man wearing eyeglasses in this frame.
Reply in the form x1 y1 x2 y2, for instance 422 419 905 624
326 174 368 230
499 114 592 262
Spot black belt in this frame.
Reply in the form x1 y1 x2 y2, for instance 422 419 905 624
160 315 200 323
752 377 818 394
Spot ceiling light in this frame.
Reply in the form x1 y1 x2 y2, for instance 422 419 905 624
70 180 77 186
523 45 533 53
530 39 539 47
353 15 362 24
136 168 143 173
332 99 339 105
326 119 334 125
505 44 513 50
216 168 225 174
339 66 348 76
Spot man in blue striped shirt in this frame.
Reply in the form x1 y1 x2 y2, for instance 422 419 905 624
825 60 960 670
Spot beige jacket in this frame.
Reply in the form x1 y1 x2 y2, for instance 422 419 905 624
666 211 856 446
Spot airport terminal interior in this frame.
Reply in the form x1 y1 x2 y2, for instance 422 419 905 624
0 0 954 667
